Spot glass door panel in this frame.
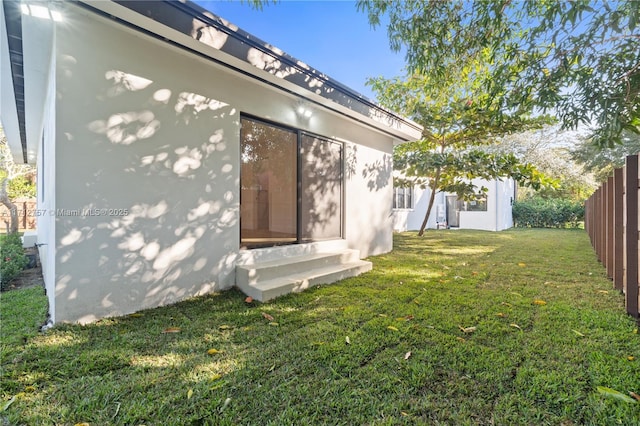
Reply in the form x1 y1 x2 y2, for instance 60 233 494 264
240 118 297 248
301 134 342 241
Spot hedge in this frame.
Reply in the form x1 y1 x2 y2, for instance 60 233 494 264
512 198 584 228
1 233 28 290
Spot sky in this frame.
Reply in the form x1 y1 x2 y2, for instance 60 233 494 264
194 0 406 101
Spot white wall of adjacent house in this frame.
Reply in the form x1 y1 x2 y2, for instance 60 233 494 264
47 3 397 323
392 178 514 232
458 178 515 231
392 187 443 232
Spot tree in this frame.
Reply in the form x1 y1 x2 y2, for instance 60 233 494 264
571 130 640 183
374 64 554 236
0 128 36 234
489 125 597 201
357 0 640 147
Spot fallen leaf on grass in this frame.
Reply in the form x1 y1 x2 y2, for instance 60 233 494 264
495 312 506 318
518 262 526 267
345 336 351 345
404 351 412 360
413 300 420 305
261 312 274 321
1 393 23 411
630 392 640 402
395 315 414 322
501 302 512 307
187 389 193 399
597 386 638 404
220 397 232 412
207 348 222 355
218 324 233 330
510 292 523 297
456 337 466 342
74 423 90 426
532 300 547 306
627 356 635 361
210 374 223 381
510 323 523 331
378 314 388 317
597 290 609 294
387 326 399 331
400 411 409 416
162 327 181 334
572 330 585 337
458 325 477 334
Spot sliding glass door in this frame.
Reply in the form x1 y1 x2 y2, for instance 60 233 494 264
240 116 342 248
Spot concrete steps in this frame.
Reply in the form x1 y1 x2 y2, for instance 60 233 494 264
235 249 372 301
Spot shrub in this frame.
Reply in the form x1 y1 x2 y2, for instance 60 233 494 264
1 233 28 290
512 197 584 228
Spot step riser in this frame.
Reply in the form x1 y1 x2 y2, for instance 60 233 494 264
248 262 373 301
236 251 361 285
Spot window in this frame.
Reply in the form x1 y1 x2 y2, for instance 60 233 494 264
393 187 413 209
240 116 343 248
463 196 487 211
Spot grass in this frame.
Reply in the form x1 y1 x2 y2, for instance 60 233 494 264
1 229 639 425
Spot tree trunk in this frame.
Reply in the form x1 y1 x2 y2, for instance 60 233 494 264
0 177 18 234
417 169 441 236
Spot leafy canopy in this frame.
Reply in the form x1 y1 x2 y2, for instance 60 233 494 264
358 0 640 147
373 57 554 234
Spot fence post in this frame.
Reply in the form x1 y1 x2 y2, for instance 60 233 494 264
614 168 624 291
606 177 614 278
624 154 639 318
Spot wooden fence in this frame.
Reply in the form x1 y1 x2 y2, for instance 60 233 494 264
585 154 639 319
0 198 37 232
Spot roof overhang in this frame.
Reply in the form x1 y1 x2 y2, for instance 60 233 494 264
1 0 57 165
1 0 422 165
78 0 423 142
1 1 27 163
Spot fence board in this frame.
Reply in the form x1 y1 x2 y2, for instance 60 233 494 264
624 155 639 318
614 168 624 290
587 155 639 319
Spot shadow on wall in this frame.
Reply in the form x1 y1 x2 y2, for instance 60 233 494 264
362 156 392 192
116 1 407 131
55 62 241 323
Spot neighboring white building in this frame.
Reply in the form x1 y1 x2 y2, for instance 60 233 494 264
1 1 421 323
392 178 516 232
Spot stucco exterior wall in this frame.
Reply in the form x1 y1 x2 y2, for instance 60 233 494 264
51 5 397 323
392 179 514 232
459 179 514 231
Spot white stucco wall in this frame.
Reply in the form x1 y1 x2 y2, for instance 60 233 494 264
37 55 57 323
459 179 514 231
392 187 443 232
392 179 514 232
50 5 398 323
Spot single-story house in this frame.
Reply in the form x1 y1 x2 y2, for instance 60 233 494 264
1 1 421 324
392 178 516 232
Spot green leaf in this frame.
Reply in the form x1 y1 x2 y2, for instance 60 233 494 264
596 386 637 404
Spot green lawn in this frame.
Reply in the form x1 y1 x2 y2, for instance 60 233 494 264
1 229 638 425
